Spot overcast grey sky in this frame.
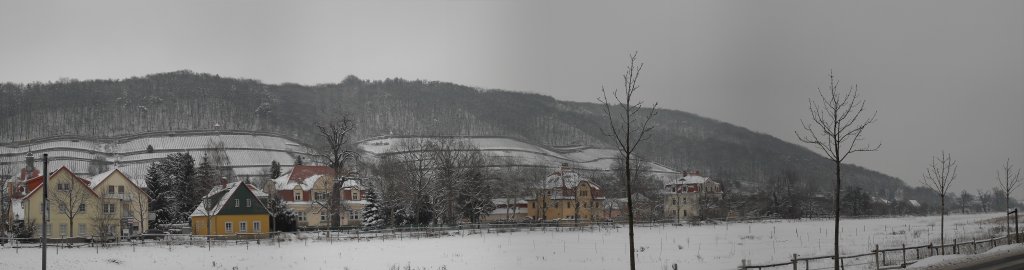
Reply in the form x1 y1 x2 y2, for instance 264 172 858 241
0 0 1021 196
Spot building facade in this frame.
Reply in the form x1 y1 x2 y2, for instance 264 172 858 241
190 181 271 236
663 171 723 221
526 163 605 221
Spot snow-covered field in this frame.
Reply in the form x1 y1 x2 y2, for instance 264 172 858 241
0 213 1009 270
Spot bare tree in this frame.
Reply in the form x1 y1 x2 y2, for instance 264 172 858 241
90 202 118 242
995 158 1021 241
315 114 358 229
795 70 879 269
50 178 93 238
920 151 957 255
128 188 151 236
315 115 358 176
597 51 658 270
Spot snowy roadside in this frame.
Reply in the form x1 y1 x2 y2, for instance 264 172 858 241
907 243 1024 269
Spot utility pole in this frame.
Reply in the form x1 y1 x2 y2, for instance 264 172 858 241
41 154 48 270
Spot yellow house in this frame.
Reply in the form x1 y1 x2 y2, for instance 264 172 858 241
88 168 151 236
19 167 150 239
526 163 605 221
191 181 271 236
20 166 101 239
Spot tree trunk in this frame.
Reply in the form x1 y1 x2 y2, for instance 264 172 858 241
69 219 75 237
941 195 945 255
834 160 841 270
626 153 636 270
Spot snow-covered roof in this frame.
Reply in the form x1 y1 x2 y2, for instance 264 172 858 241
908 200 921 207
88 168 118 188
670 175 711 185
190 181 268 217
491 198 528 205
271 173 323 191
544 169 599 190
341 178 365 189
489 207 527 215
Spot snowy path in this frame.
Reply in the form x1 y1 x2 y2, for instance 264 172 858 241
0 213 1007 270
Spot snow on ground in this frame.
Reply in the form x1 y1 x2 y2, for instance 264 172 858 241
0 213 1006 270
908 243 1024 269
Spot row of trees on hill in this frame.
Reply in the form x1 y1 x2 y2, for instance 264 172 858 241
0 70 913 205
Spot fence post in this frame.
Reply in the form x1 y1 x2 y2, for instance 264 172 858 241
928 243 933 257
792 254 798 270
873 244 880 270
1015 209 1019 244
953 239 957 254
902 243 907 266
738 259 747 270
972 238 977 254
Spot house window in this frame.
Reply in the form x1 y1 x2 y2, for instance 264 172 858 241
108 186 115 194
59 224 67 237
297 214 306 222
246 199 251 207
320 212 327 222
235 199 240 207
103 203 116 214
349 210 359 221
78 224 86 237
118 186 125 194
240 221 247 233
253 221 262 233
315 192 327 201
294 190 303 201
79 203 86 212
225 222 233 233
57 182 71 191
352 190 360 201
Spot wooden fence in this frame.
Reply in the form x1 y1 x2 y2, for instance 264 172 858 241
738 235 1014 270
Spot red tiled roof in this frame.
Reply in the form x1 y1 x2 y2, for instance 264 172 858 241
21 166 99 198
289 165 335 182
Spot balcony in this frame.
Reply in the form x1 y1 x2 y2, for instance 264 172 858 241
103 193 134 201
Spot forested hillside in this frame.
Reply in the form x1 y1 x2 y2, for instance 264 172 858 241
0 70 916 201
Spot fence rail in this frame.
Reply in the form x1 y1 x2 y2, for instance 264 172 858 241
740 235 1017 270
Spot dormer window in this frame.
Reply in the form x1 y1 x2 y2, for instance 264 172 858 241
352 190 360 201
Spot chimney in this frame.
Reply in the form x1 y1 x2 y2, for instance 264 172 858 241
221 177 228 189
25 153 35 171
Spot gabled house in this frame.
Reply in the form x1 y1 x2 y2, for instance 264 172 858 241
663 170 723 221
88 168 151 236
190 181 271 236
264 165 334 228
262 165 368 227
19 166 104 239
526 163 605 221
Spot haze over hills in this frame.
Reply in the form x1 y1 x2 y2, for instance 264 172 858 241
0 71 922 201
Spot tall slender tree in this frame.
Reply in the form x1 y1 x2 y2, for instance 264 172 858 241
920 151 957 255
995 159 1022 241
597 51 658 270
795 71 880 269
